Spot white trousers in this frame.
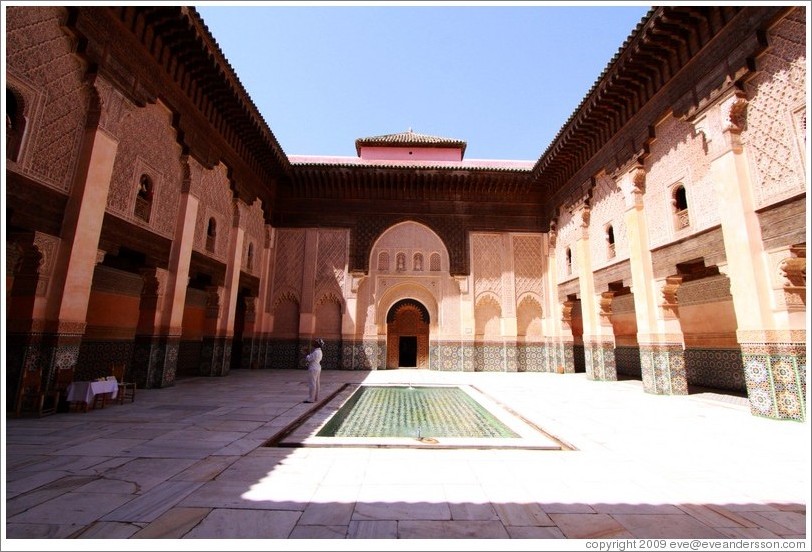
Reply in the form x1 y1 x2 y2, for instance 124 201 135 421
307 367 321 401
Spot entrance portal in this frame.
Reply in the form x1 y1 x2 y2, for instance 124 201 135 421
398 336 417 367
386 299 430 369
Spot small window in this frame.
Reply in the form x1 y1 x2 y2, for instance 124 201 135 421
378 251 390 272
606 225 615 259
672 185 689 230
396 252 406 272
413 252 423 271
246 242 254 271
429 252 441 271
565 247 572 275
135 174 153 222
206 218 217 252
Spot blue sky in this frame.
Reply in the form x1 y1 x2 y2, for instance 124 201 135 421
196 3 652 161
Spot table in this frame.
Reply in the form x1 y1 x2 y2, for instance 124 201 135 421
66 380 119 411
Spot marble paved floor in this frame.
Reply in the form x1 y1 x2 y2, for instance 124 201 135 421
3 369 809 547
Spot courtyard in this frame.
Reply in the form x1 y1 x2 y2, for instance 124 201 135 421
3 368 808 545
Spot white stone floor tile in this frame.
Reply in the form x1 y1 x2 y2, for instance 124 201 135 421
397 520 510 538
346 519 398 538
181 508 301 538
3 369 809 542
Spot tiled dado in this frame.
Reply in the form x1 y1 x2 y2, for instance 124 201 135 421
615 346 642 378
199 336 231 377
584 341 617 381
741 341 806 421
685 348 746 393
132 335 180 388
640 343 688 395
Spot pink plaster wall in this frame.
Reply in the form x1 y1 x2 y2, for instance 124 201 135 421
181 305 206 339
359 146 462 162
85 291 140 336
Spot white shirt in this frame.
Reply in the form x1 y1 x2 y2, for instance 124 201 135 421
305 348 323 370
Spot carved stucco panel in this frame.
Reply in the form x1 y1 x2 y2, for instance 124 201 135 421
371 221 448 274
240 199 266 277
108 100 182 238
644 115 712 248
589 172 629 266
512 234 543 303
270 228 306 310
743 7 807 208
554 206 578 282
472 233 503 300
194 163 233 261
314 229 348 305
5 6 86 193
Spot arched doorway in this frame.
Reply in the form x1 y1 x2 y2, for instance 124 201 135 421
386 299 430 369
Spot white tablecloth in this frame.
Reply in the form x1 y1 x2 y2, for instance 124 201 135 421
66 380 119 404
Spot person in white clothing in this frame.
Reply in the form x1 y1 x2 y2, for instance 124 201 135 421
304 338 324 403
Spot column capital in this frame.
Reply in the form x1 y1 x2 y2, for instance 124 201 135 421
617 164 646 208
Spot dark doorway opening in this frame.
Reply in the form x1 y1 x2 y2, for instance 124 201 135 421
399 336 417 367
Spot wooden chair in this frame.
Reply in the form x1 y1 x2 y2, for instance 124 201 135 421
111 363 136 404
53 367 74 413
14 369 59 417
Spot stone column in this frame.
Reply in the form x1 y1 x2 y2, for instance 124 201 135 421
6 232 63 409
541 223 574 373
200 199 247 377
133 158 199 388
342 270 365 370
501 234 518 372
456 274 475 372
297 228 319 364
133 267 172 389
254 225 275 369
703 89 806 420
240 296 258 369
30 87 120 398
619 165 687 395
572 197 617 381
200 285 227 376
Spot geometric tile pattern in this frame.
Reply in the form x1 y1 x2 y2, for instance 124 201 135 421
516 344 546 372
741 341 806 421
474 343 506 372
266 338 302 371
198 337 231 378
640 343 688 395
615 346 642 378
76 339 135 382
684 348 746 392
584 341 617 381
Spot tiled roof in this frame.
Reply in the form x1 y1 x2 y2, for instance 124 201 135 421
355 129 467 156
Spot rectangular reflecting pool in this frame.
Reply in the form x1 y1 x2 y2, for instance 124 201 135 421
271 383 569 450
317 385 519 439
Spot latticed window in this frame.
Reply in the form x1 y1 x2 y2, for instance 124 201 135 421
246 242 254 271
429 252 441 271
135 174 153 222
396 252 406 271
672 185 690 230
606 225 616 259
413 252 423 271
206 218 217 253
378 251 390 271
